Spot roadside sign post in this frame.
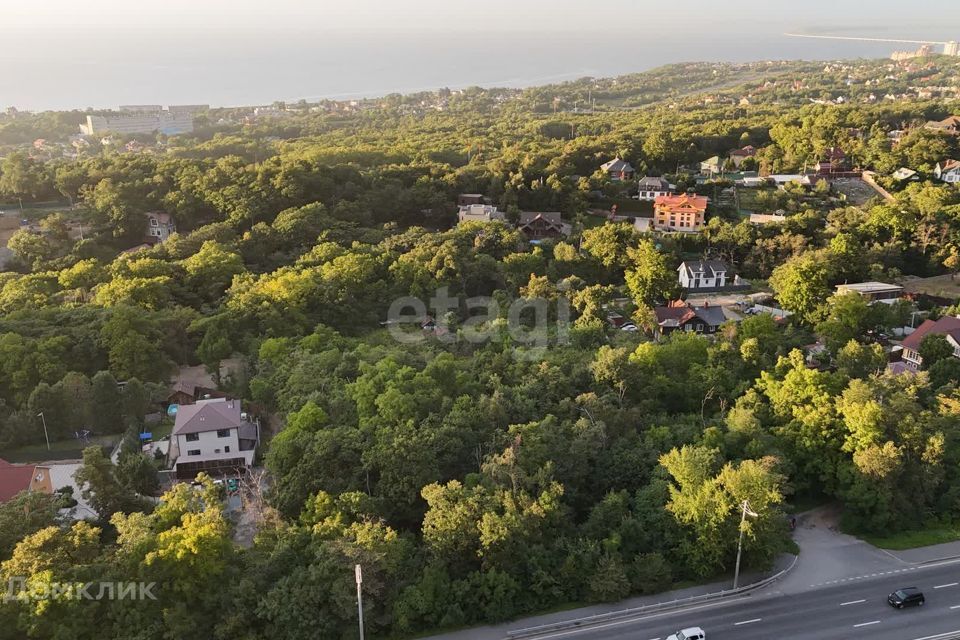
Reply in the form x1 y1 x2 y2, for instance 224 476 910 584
355 564 364 640
733 500 759 589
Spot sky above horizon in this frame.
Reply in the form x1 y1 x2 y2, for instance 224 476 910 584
2 0 956 110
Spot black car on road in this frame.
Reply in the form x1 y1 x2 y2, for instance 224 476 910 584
888 587 925 609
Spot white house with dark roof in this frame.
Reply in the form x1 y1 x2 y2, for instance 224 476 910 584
169 398 259 479
935 160 960 184
636 176 673 201
678 260 728 290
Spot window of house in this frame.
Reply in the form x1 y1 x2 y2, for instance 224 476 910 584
150 218 158 226
225 446 230 453
217 429 231 438
185 433 199 442
187 449 201 456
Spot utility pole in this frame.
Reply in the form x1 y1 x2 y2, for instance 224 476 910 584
37 412 51 451
355 564 365 640
733 500 758 589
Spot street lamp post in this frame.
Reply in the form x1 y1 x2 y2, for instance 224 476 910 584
36 412 51 451
355 564 365 640
733 500 758 590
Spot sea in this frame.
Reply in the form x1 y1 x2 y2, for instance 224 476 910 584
1 28 957 112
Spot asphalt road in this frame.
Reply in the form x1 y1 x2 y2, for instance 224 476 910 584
518 560 960 640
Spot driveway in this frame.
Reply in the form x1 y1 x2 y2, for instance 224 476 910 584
769 505 905 595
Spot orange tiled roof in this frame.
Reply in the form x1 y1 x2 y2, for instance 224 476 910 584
654 194 708 213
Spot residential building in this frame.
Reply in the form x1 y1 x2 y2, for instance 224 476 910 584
728 146 756 169
835 282 904 304
925 116 960 136
934 159 960 184
600 158 635 181
457 193 485 207
457 204 505 224
678 260 728 290
0 459 52 503
79 105 203 136
814 147 849 174
636 176 672 201
517 211 571 240
654 300 726 335
169 397 260 479
653 194 708 232
144 211 176 242
899 315 960 370
892 167 919 181
700 156 723 175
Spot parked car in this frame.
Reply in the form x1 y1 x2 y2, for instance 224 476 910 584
888 587 925 609
666 627 706 640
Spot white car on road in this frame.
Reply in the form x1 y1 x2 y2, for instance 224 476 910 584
666 627 705 640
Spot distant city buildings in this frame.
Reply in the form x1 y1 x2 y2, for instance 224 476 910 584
79 105 207 136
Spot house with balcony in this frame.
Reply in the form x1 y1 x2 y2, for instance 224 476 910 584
636 176 673 201
517 211 571 240
653 194 708 233
168 398 260 480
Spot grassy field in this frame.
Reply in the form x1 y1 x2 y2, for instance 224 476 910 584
901 274 960 301
0 435 118 464
860 522 960 550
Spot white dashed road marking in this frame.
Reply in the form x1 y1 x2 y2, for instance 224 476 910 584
935 583 959 589
854 620 881 628
841 599 867 606
734 618 762 626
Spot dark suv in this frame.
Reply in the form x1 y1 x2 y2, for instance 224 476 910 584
888 587 925 609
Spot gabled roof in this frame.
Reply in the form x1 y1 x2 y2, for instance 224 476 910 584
655 194 709 213
679 259 728 279
701 155 722 166
601 157 634 173
900 316 960 351
654 300 725 328
145 211 173 224
519 211 563 226
729 146 756 157
638 176 671 191
939 159 960 172
0 459 37 503
173 398 244 435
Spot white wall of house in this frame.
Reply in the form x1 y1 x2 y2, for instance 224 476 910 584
637 189 670 201
177 428 242 462
679 268 726 289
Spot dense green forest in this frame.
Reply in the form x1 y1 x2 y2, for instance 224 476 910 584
1 57 960 639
